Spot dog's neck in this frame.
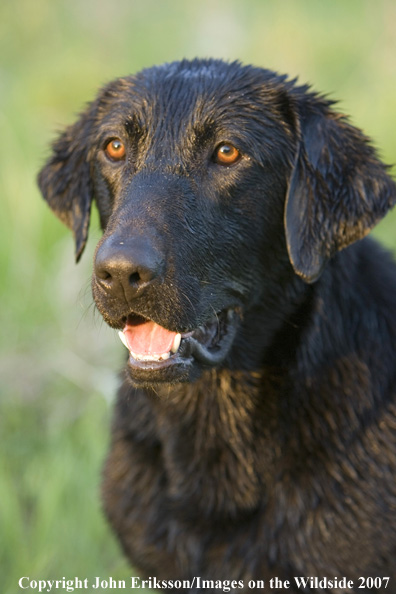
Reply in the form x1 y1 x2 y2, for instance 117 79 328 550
142 367 284 519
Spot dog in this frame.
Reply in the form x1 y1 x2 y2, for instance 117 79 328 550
39 59 396 591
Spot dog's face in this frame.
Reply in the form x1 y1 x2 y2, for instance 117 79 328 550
38 59 396 386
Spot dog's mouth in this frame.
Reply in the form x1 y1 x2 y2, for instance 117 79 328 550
118 308 239 373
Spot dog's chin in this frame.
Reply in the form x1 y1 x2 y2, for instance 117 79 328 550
120 308 241 388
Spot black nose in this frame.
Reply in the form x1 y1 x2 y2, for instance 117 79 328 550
94 236 164 300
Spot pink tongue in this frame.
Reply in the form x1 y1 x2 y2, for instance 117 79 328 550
123 320 177 355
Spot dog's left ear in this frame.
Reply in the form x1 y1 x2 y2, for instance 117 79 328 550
38 103 96 262
285 100 396 283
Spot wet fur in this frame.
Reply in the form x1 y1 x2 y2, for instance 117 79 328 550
39 60 396 590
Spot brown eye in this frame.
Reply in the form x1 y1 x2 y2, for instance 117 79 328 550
105 138 126 161
213 143 241 166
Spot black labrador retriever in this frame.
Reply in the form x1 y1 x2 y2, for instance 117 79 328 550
39 59 396 590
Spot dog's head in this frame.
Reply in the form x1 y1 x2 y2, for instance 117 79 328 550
38 59 396 385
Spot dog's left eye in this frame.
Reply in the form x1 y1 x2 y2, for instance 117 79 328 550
104 138 126 161
213 143 241 166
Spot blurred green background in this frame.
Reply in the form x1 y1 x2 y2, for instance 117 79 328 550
1 0 395 592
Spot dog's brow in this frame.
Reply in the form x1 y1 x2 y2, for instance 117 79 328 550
124 115 145 138
190 120 217 146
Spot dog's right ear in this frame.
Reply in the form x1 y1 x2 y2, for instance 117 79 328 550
38 103 96 262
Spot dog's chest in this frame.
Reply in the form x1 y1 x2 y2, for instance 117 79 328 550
102 370 285 579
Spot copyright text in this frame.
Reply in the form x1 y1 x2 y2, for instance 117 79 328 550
18 575 390 592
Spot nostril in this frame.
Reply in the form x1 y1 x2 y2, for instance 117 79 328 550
95 266 113 282
129 271 141 286
100 271 112 281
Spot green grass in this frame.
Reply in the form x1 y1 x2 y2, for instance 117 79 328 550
1 0 396 591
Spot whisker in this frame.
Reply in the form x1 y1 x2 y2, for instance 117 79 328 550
210 304 220 331
179 289 198 320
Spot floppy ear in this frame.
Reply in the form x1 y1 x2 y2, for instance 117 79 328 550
285 102 396 283
38 104 96 262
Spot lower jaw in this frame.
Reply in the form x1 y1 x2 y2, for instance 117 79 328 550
125 354 201 387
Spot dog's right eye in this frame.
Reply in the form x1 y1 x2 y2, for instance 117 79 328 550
104 138 126 161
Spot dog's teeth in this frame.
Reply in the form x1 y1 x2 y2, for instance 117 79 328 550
131 352 171 362
171 333 182 354
118 331 129 349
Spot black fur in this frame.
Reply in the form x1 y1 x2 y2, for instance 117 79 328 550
39 59 396 591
